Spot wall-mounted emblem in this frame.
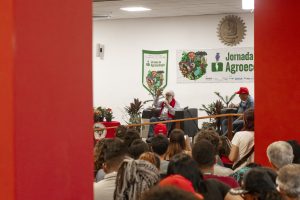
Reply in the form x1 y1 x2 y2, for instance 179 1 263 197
218 15 246 46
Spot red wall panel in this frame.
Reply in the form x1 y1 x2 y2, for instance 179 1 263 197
255 0 300 165
0 0 93 199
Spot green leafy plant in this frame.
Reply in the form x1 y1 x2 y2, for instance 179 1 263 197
125 98 143 131
214 92 236 107
104 108 114 120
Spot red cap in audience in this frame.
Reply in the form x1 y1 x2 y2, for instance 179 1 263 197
154 123 167 136
159 175 204 200
235 87 249 95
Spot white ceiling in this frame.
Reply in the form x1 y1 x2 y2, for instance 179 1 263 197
93 0 249 20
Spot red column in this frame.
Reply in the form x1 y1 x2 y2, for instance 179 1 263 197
0 0 93 199
255 0 300 165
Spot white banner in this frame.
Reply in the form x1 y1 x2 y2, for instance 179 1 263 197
176 47 254 83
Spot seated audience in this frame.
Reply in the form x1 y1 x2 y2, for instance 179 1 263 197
229 108 254 171
159 175 204 199
287 140 300 164
94 138 128 200
222 87 254 135
219 135 234 168
114 159 160 200
230 162 261 185
123 128 141 147
142 185 199 200
276 164 300 200
150 134 170 175
267 141 294 171
194 128 234 176
148 90 180 139
115 125 128 140
192 139 239 188
139 152 161 170
128 139 149 159
94 139 108 181
164 129 191 160
230 167 282 200
167 153 242 200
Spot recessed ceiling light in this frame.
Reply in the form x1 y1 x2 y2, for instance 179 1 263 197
120 7 151 12
242 0 254 10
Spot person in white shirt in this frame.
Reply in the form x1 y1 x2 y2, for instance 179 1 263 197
94 138 127 200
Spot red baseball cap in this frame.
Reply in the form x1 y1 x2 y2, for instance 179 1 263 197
235 87 249 95
154 123 167 136
159 175 204 200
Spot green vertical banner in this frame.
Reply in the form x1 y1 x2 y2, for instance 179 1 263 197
142 50 168 95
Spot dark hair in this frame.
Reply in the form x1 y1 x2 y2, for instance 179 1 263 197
194 128 220 155
192 140 216 168
164 129 186 159
94 139 108 177
243 108 254 131
128 139 149 159
167 153 206 193
103 138 127 169
287 140 300 164
124 128 141 147
151 135 169 156
142 186 198 200
115 125 128 140
218 136 231 157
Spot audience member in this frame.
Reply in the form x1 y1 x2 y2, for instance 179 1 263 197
267 141 294 170
222 87 254 135
142 185 199 200
166 153 241 200
150 134 170 174
230 167 282 200
219 135 234 168
154 123 168 137
276 164 300 200
94 139 107 180
94 138 127 200
164 129 190 160
192 140 239 188
115 125 128 140
287 140 300 164
123 128 141 147
128 139 149 159
148 90 180 139
230 162 261 185
194 128 234 176
139 152 161 170
159 175 204 199
229 108 254 171
114 159 160 200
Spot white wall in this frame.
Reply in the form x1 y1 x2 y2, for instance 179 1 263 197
93 14 254 124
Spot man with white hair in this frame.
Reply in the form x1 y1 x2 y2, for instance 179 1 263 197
147 90 180 139
267 141 294 171
276 164 300 200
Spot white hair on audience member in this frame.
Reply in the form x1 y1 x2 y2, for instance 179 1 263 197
266 141 294 169
276 164 300 199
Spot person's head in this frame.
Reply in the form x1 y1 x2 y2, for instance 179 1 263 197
115 125 128 140
165 90 175 103
194 128 220 155
139 152 161 170
114 159 160 200
142 185 199 200
124 128 141 147
276 164 300 200
94 139 108 176
128 139 149 159
287 140 300 164
154 123 168 137
150 134 169 157
267 141 294 170
230 167 281 200
236 87 250 101
192 140 216 170
219 135 232 157
243 108 254 131
164 129 186 159
102 138 127 173
167 153 205 193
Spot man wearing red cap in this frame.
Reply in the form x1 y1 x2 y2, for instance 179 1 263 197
221 87 254 135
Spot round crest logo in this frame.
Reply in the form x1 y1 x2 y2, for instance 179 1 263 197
217 15 247 46
179 51 208 80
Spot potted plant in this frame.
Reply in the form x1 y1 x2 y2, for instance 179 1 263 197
104 108 114 122
94 107 105 122
124 98 143 131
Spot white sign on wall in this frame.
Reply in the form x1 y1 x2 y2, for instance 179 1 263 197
176 47 254 83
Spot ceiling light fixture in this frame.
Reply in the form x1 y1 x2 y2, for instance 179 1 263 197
242 0 254 10
120 7 151 12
